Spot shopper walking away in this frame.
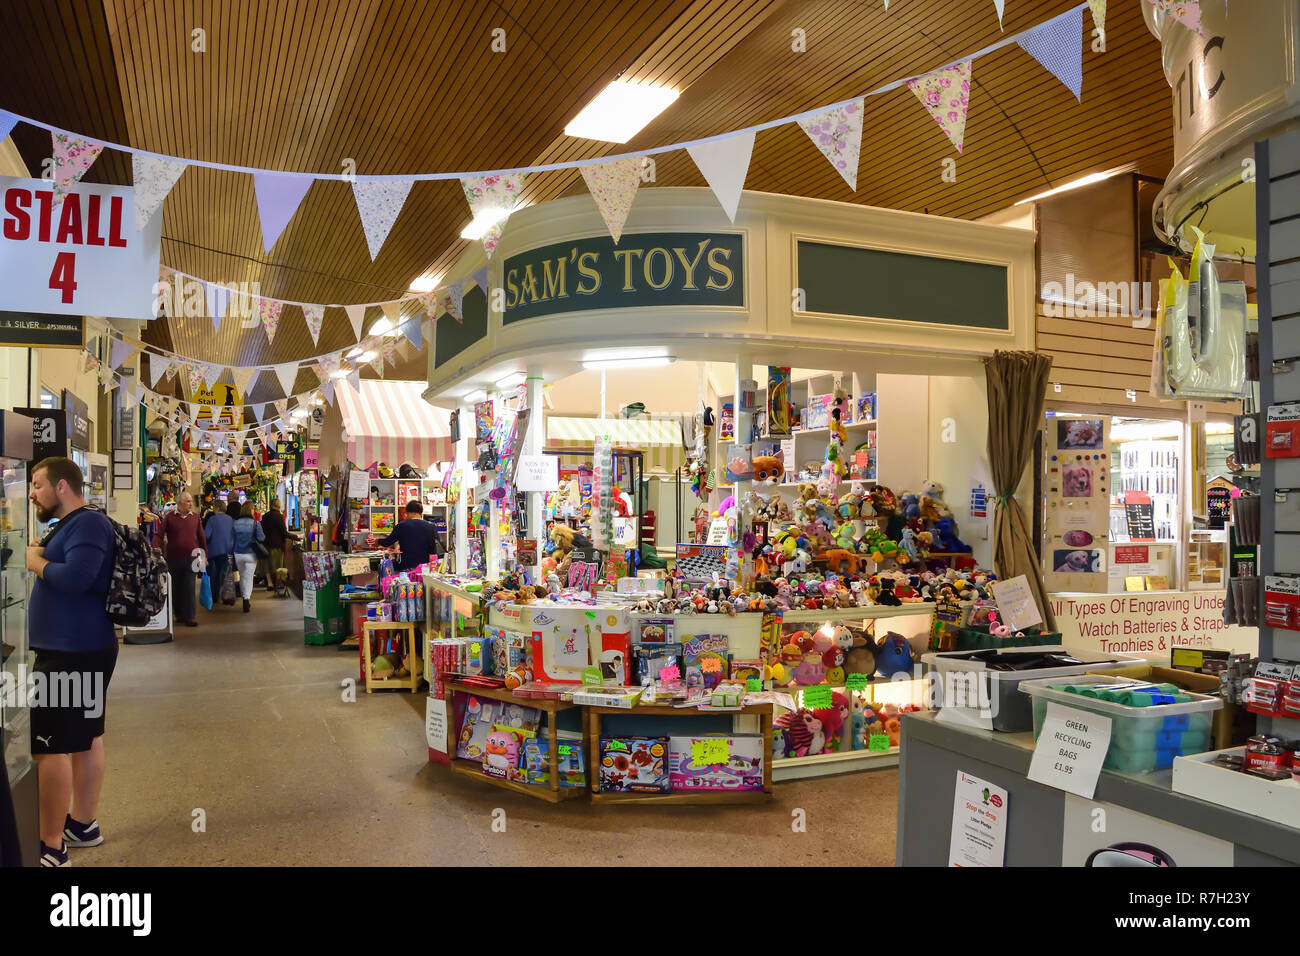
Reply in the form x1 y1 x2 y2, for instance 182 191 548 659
25 457 117 867
378 500 444 573
260 499 298 592
232 502 266 613
203 505 235 609
151 491 205 627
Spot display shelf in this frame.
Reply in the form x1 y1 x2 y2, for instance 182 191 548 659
445 680 565 712
424 576 485 607
585 700 774 805
773 746 899 781
775 603 937 624
449 757 588 803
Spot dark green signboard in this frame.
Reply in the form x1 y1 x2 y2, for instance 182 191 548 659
502 232 744 324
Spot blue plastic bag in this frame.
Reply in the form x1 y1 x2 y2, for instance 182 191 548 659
199 571 214 610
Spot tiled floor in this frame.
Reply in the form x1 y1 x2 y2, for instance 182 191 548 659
83 594 899 866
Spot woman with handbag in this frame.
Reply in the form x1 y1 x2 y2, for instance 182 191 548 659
232 502 268 613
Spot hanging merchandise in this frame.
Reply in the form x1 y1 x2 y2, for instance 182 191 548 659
765 366 792 437
817 382 849 498
1266 403 1300 459
591 436 615 552
1152 227 1247 401
474 399 498 471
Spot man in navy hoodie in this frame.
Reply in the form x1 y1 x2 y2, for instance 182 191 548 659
26 457 117 867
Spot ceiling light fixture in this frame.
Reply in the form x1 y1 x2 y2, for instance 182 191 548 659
1014 168 1126 206
409 274 439 293
460 206 514 240
582 356 676 371
565 81 680 143
463 389 487 404
495 372 526 389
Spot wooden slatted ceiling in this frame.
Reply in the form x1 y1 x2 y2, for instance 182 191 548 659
0 0 1173 392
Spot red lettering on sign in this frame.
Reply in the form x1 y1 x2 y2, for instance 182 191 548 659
48 252 77 303
4 188 30 239
1114 545 1150 565
55 193 82 244
85 194 105 246
108 195 127 247
34 189 52 242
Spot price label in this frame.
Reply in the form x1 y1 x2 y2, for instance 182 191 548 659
657 664 680 683
700 656 723 673
868 734 891 752
1027 701 1112 799
691 738 730 766
581 666 603 685
746 678 762 692
340 555 370 576
845 673 870 691
802 684 833 709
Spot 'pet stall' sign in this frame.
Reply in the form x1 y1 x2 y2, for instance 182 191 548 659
0 175 162 317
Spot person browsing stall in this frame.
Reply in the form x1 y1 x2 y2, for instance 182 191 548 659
151 491 205 628
378 500 443 573
260 499 298 591
25 457 117 867
203 505 235 608
232 502 266 613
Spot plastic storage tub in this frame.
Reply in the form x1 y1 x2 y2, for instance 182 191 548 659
1020 675 1223 773
922 646 1140 731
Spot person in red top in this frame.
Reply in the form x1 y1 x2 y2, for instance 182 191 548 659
151 491 206 627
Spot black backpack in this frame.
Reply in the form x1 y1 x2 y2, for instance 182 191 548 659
43 508 169 626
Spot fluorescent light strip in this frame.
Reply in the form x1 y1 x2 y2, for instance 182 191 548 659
460 206 513 240
495 372 526 389
565 81 680 144
1014 169 1125 206
582 356 675 370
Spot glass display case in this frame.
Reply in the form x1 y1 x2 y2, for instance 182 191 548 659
1 454 31 789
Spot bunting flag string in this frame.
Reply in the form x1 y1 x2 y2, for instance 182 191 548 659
907 60 972 153
4 3 1089 261
797 100 864 191
580 156 642 243
301 304 325 346
258 298 284 345
345 304 366 341
148 353 172 387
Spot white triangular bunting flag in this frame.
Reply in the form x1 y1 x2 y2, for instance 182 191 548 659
149 354 172 387
274 363 299 397
251 402 266 423
460 172 525 258
445 281 464 322
110 338 135 370
351 178 415 260
380 301 402 330
1017 6 1083 101
345 304 366 341
687 131 754 223
797 99 864 191
205 282 231 332
401 316 422 349
580 156 642 244
132 153 188 232
993 0 1004 28
51 133 104 210
907 60 972 153
235 366 259 398
253 172 313 253
301 304 325 346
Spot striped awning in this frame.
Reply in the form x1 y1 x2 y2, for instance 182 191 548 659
336 379 453 471
546 416 685 474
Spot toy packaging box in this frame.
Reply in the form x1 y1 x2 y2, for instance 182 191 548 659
456 695 542 762
599 736 670 793
682 634 730 691
482 725 531 780
669 735 764 791
522 736 586 787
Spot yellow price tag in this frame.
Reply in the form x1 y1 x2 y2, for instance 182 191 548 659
691 738 730 766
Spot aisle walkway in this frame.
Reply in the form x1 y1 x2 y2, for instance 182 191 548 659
91 595 899 866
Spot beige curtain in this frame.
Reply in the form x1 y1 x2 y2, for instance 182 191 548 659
984 350 1056 630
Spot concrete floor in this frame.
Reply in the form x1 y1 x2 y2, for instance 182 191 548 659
83 593 900 866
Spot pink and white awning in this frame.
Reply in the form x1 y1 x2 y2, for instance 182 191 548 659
336 379 452 471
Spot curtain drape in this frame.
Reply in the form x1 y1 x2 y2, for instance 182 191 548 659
984 350 1055 630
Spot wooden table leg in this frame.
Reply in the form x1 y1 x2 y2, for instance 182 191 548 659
548 708 560 797
588 710 601 795
362 623 373 694
762 709 774 793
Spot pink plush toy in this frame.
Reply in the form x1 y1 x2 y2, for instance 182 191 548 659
987 611 1012 639
793 653 827 686
482 729 520 778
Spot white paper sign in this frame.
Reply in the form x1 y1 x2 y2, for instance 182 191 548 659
989 575 1044 631
706 517 730 545
425 696 449 753
348 469 369 499
1027 701 1112 799
0 175 162 317
949 770 1008 867
515 453 559 491
339 555 370 576
303 581 317 617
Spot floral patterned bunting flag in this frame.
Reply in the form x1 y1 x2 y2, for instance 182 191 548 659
580 156 642 243
259 298 284 345
351 178 415 260
132 153 187 231
460 172 525 258
51 133 104 209
797 99 864 191
907 60 972 153
301 304 325 346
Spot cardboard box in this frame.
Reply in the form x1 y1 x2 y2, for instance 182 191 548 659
1086 664 1250 751
668 735 764 791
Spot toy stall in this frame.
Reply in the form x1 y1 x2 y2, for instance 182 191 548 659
412 186 1038 794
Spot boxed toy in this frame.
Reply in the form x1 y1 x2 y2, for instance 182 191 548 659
482 725 530 779
669 734 764 791
521 736 586 787
682 634 729 691
456 695 541 762
599 736 670 793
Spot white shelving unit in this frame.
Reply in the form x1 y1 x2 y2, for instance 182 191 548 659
346 476 452 549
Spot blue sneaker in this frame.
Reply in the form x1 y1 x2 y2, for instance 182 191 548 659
63 815 103 848
40 841 70 867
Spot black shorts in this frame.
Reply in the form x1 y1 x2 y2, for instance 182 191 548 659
29 645 118 755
